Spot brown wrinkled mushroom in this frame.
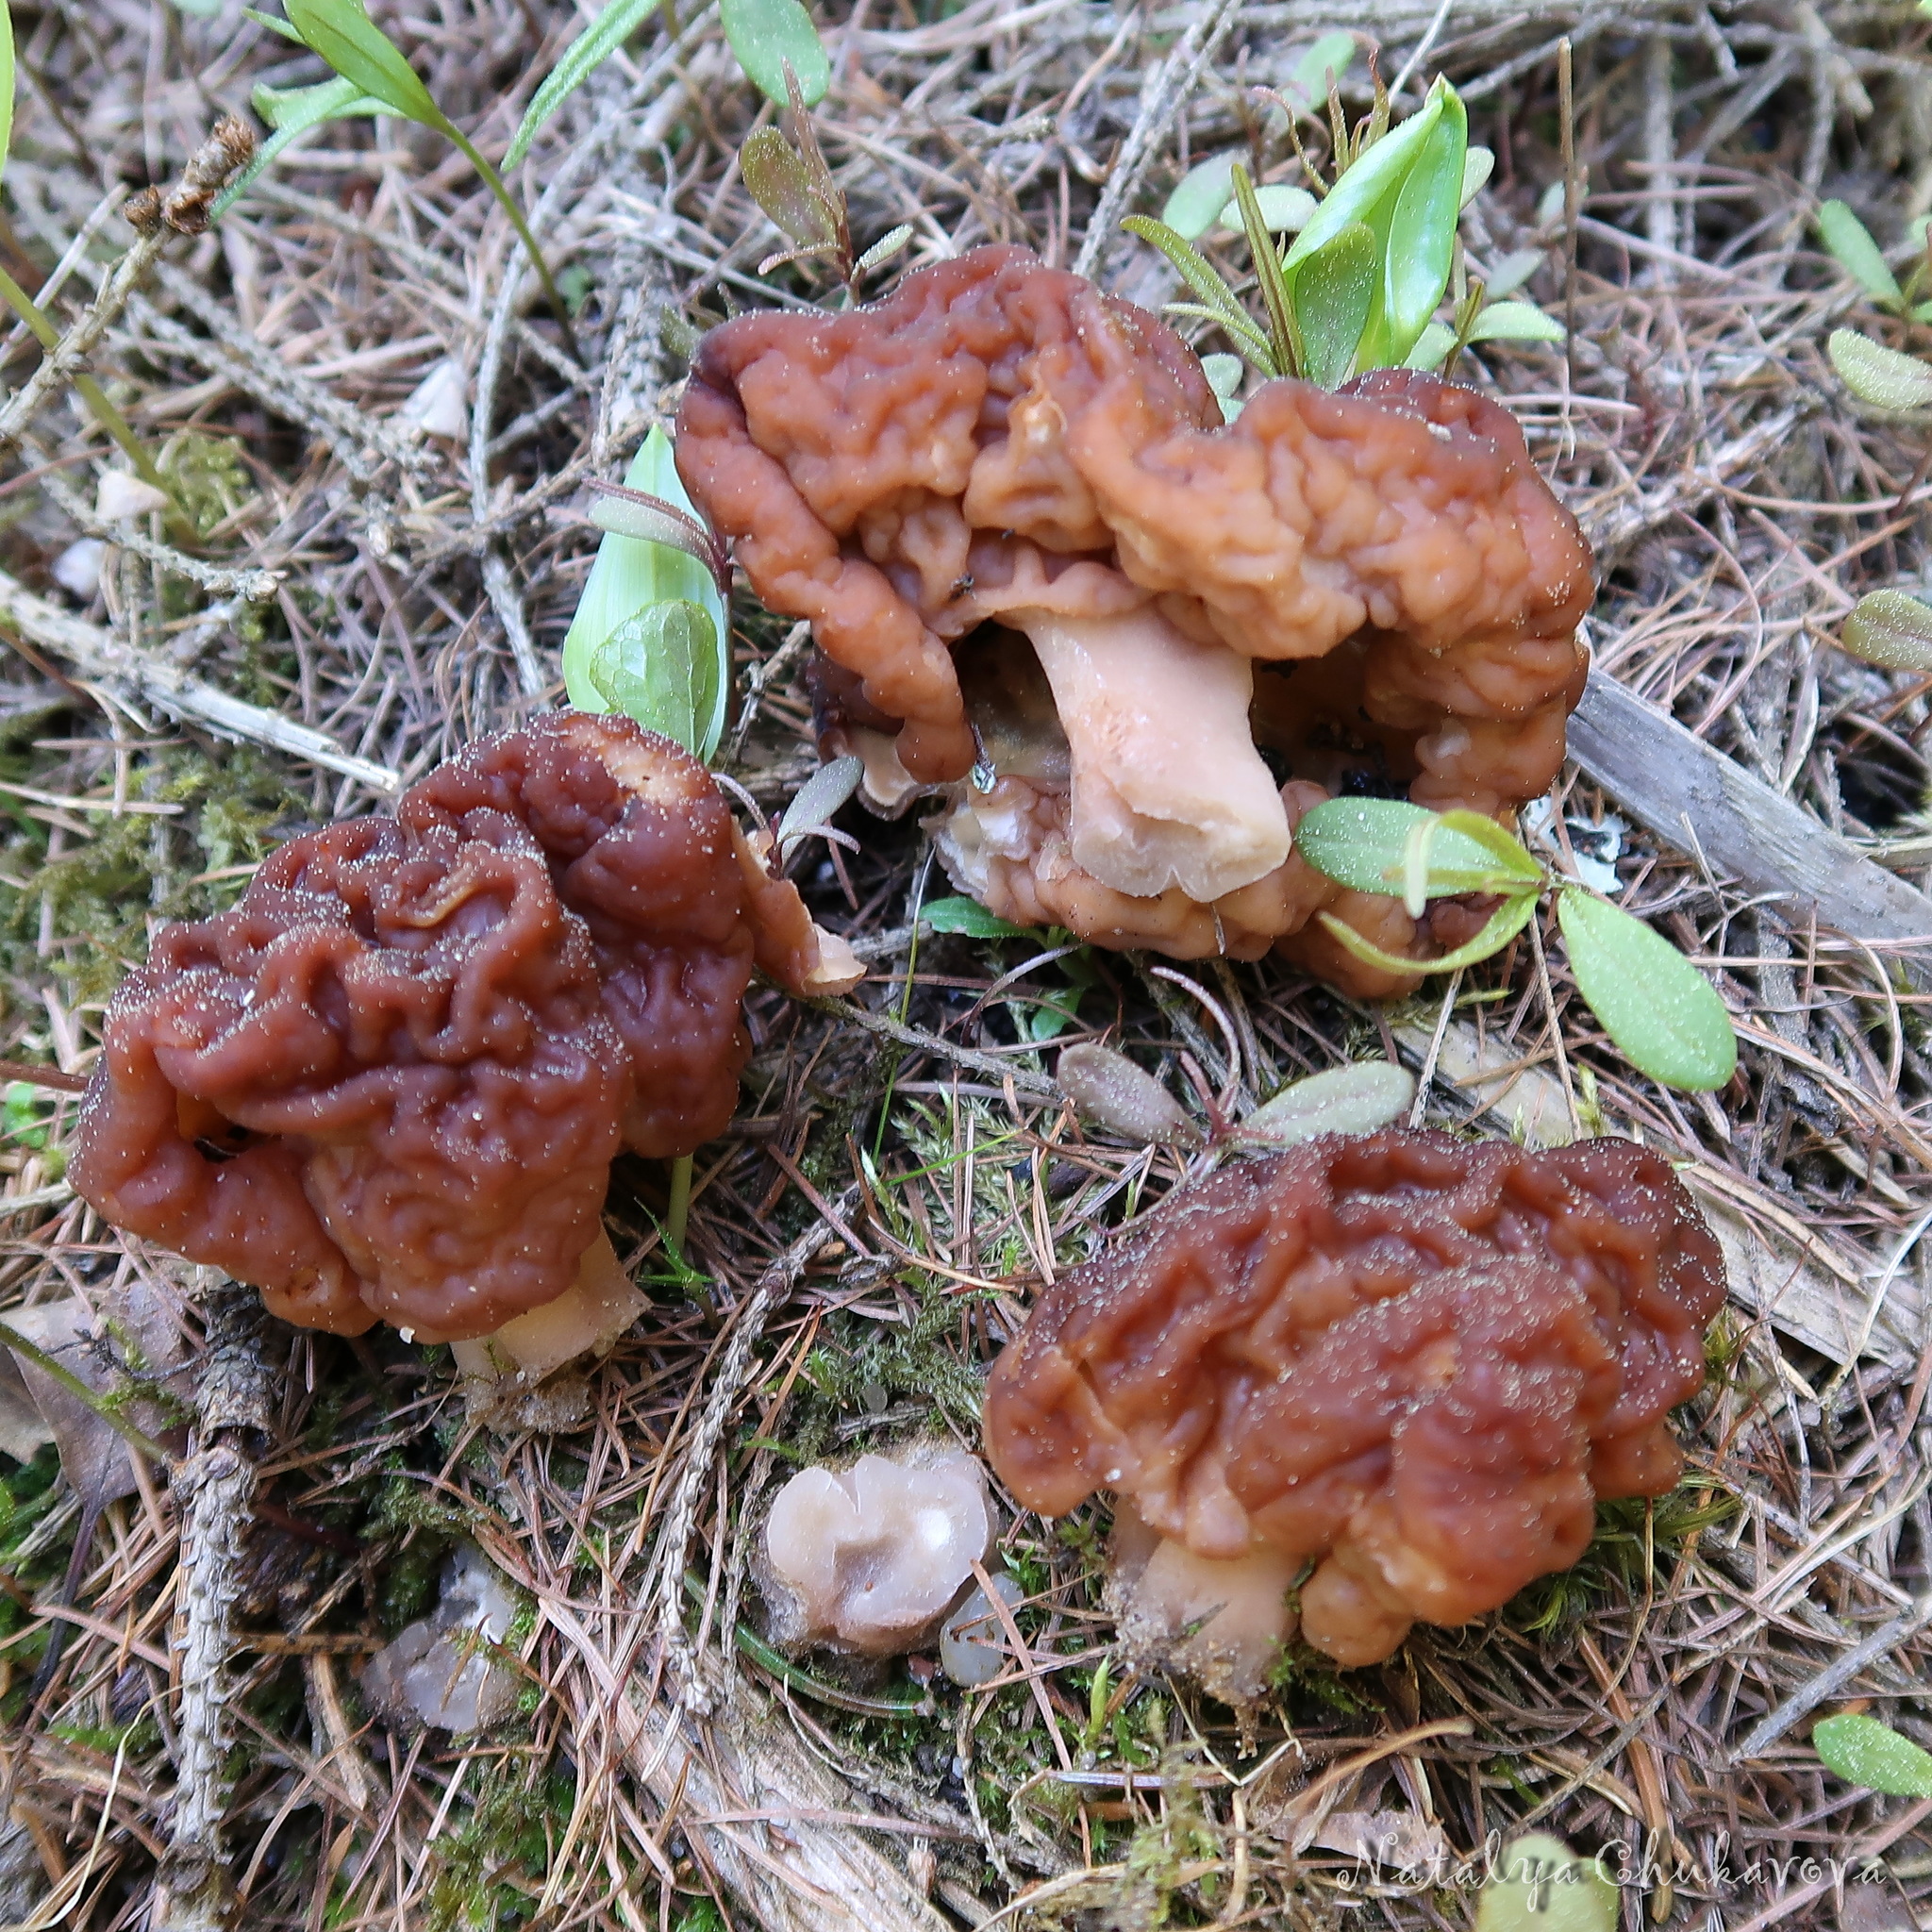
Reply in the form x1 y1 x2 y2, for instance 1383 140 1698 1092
675 245 1592 991
982 1129 1724 1684
69 713 860 1366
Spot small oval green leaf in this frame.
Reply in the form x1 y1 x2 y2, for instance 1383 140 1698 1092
1465 300 1565 344
1238 1060 1415 1146
1813 1713 1932 1797
1162 150 1239 242
1294 798 1541 897
1058 1043 1202 1147
1294 220 1377 388
1840 589 1932 673
1474 1834 1618 1932
1405 320 1455 371
741 126 839 250
1828 327 1932 410
720 0 830 108
921 895 1038 940
1459 144 1493 208
1287 31 1356 111
1556 889 1737 1091
1216 183 1317 234
1818 200 1903 304
284 0 444 129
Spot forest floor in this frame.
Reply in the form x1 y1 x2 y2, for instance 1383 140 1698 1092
4 0 1932 1928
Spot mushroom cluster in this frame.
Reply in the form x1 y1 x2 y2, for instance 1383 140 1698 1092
675 244 1593 991
982 1128 1724 1683
69 713 858 1363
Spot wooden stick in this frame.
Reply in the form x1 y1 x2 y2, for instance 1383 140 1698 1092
1566 670 1932 991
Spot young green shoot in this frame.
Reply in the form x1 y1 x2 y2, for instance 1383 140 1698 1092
1293 797 1738 1093
740 64 910 295
234 0 579 356
507 0 830 167
1128 70 1560 389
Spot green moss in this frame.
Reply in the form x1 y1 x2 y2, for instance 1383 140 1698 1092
1507 1482 1737 1637
422 1756 575 1932
1 741 309 1007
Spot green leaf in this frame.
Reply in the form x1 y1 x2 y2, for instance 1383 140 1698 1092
242 7 308 40
563 427 730 761
721 0 829 108
1294 797 1541 897
1433 808 1547 882
1840 589 1932 673
1200 353 1244 398
1459 144 1493 208
583 601 722 759
1163 151 1239 242
0 0 15 188
1238 1060 1415 1146
1293 219 1376 388
1405 319 1455 371
1287 31 1356 110
1828 327 1932 410
1474 1834 1618 1932
284 0 447 130
214 75 383 217
855 224 913 275
1284 75 1444 277
1465 300 1565 343
1817 199 1902 304
921 896 1038 940
1375 77 1467 366
776 755 863 859
741 126 839 250
1556 889 1737 1092
1123 215 1276 374
1813 1714 1932 1797
1216 183 1317 234
1484 247 1545 298
1230 164 1298 377
507 0 655 168
1319 890 1536 977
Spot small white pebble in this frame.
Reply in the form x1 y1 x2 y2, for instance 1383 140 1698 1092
51 538 106 602
95 471 172 521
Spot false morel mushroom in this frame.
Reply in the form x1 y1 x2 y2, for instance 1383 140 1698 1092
69 713 859 1365
982 1128 1724 1683
675 245 1593 991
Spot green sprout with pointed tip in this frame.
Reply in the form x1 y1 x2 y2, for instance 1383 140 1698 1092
220 0 576 354
1125 62 1561 395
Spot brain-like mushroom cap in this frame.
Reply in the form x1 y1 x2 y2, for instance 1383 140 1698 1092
676 245 1594 983
70 714 857 1342
983 1129 1724 1665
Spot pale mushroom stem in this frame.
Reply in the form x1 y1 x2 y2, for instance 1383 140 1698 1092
449 1233 646 1384
1013 605 1291 903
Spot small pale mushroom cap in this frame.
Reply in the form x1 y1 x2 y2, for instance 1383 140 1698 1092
762 1445 993 1657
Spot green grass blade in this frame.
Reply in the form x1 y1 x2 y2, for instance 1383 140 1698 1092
507 0 657 168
